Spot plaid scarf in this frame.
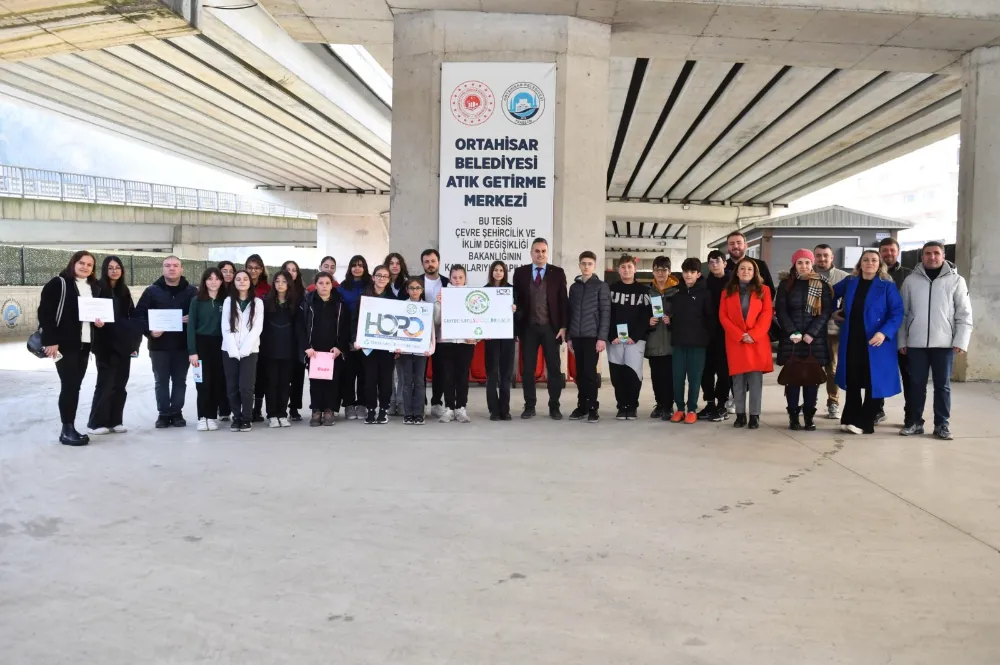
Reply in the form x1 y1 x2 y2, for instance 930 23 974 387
798 272 826 316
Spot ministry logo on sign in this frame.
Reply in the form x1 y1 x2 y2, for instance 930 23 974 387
450 80 495 126
502 82 544 125
465 290 490 315
2 298 21 329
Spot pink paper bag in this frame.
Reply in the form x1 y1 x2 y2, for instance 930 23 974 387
308 352 335 380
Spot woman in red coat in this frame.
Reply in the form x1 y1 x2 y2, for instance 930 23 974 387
719 258 774 429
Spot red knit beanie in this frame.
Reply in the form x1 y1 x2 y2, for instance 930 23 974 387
791 248 814 267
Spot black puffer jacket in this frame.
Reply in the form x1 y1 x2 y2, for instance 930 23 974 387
667 278 714 348
134 276 197 352
260 299 299 360
567 275 610 342
775 277 833 366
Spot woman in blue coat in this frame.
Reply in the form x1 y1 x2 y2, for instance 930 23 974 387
833 249 904 434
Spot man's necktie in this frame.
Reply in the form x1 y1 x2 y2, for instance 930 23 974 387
534 267 542 286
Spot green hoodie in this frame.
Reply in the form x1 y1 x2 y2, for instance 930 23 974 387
187 296 225 355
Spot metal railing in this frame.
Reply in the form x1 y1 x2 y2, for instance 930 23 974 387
0 164 316 220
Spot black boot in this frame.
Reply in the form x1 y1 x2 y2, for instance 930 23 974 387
733 414 747 428
803 408 817 432
787 407 802 431
748 415 760 429
59 423 89 446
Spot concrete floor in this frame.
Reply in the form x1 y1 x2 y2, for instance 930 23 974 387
1 341 998 664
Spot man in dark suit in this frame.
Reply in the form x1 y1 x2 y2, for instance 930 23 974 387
416 249 449 416
512 238 569 420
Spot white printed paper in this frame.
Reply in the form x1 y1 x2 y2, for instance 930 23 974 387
78 297 115 323
148 308 183 332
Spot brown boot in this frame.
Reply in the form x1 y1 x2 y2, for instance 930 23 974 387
309 411 322 427
323 409 336 426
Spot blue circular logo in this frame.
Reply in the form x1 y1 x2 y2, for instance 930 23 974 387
2 298 22 329
502 82 545 125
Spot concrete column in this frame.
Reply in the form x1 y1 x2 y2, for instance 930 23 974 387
685 224 730 261
172 244 209 261
317 214 389 283
956 46 1000 381
390 11 611 272
173 226 209 260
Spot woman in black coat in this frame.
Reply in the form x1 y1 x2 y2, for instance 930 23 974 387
38 250 102 446
87 256 139 436
775 249 834 431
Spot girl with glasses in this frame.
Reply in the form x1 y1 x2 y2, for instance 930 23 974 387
397 277 436 425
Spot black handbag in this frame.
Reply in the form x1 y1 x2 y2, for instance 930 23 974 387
27 276 65 358
777 342 827 387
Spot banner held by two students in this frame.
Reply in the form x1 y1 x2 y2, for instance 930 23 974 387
356 297 435 354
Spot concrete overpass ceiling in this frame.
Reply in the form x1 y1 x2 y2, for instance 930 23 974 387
608 219 689 241
0 6 392 193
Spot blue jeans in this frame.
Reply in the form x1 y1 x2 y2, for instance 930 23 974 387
906 347 954 428
785 385 818 411
150 349 189 417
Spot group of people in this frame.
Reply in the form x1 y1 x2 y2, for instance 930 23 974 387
37 232 973 447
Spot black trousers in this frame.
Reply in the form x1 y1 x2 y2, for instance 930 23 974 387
223 354 258 423
647 354 674 410
194 335 226 420
874 351 913 425
310 356 342 411
289 361 306 411
573 337 600 410
340 349 365 408
150 349 188 417
253 356 268 416
363 350 395 411
88 352 131 429
430 348 445 407
842 386 879 433
266 358 294 418
701 337 731 406
520 323 563 410
56 344 91 425
485 338 515 416
439 342 475 410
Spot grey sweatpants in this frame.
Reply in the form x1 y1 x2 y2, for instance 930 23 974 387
732 371 763 416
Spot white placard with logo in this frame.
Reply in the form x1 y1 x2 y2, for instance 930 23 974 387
356 296 435 354
439 62 556 286
441 287 514 340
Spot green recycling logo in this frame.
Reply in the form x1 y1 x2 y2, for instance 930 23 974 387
465 290 490 315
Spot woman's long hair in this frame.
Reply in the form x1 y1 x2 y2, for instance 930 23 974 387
265 270 300 313
244 253 267 285
62 250 98 283
228 270 257 332
485 260 510 287
365 264 390 297
345 255 371 288
852 249 891 281
98 255 131 301
725 257 763 297
280 260 306 297
383 252 410 291
196 268 224 301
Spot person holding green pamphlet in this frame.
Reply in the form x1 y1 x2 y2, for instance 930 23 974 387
608 254 650 421
646 256 680 420
669 258 713 424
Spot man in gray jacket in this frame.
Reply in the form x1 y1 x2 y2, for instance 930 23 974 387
567 251 610 423
898 241 974 440
815 244 850 419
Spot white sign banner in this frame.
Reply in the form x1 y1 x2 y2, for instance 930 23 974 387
356 296 435 353
439 62 556 286
441 287 514 340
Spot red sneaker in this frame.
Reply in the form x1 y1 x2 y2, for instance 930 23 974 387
670 411 685 423
684 412 697 425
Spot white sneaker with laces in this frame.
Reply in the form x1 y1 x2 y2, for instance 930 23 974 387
196 418 208 432
87 427 111 436
268 417 280 428
439 408 454 423
278 417 291 428
206 419 219 431
111 425 127 434
455 407 471 423
431 404 445 418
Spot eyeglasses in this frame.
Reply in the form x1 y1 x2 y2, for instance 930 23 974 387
652 267 669 273
407 286 423 291
374 274 390 280
246 266 262 272
107 266 122 272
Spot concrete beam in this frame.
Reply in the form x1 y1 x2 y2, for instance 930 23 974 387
0 220 315 248
606 200 772 224
266 192 390 216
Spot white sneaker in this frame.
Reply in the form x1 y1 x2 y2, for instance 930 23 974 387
206 419 219 431
455 407 470 423
278 417 291 428
726 397 735 414
431 404 445 418
268 417 280 429
845 424 863 435
87 427 110 436
196 418 208 432
111 425 127 434
439 408 454 423
346 405 359 420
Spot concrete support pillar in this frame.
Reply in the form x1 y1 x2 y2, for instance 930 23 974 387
957 46 1000 381
317 214 389 283
685 224 730 261
173 226 209 260
390 10 611 272
172 244 209 261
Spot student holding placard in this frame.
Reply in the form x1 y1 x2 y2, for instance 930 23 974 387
38 250 102 446
221 270 264 432
645 256 680 420
136 255 196 429
396 276 436 425
187 268 226 432
299 272 351 426
436 265 477 423
261 270 301 428
357 265 397 425
608 254 651 421
87 255 139 437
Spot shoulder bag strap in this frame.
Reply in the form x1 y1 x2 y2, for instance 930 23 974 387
56 276 66 327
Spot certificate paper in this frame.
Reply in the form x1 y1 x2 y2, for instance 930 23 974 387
78 297 114 323
650 295 664 318
148 309 183 332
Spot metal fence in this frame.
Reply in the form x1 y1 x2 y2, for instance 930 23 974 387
0 245 316 288
0 164 316 219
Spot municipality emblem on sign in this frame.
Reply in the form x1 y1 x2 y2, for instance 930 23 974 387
2 298 21 329
502 82 544 125
450 80 495 126
465 290 490 315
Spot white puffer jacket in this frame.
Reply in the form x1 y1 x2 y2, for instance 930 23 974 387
221 297 264 358
897 262 973 351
